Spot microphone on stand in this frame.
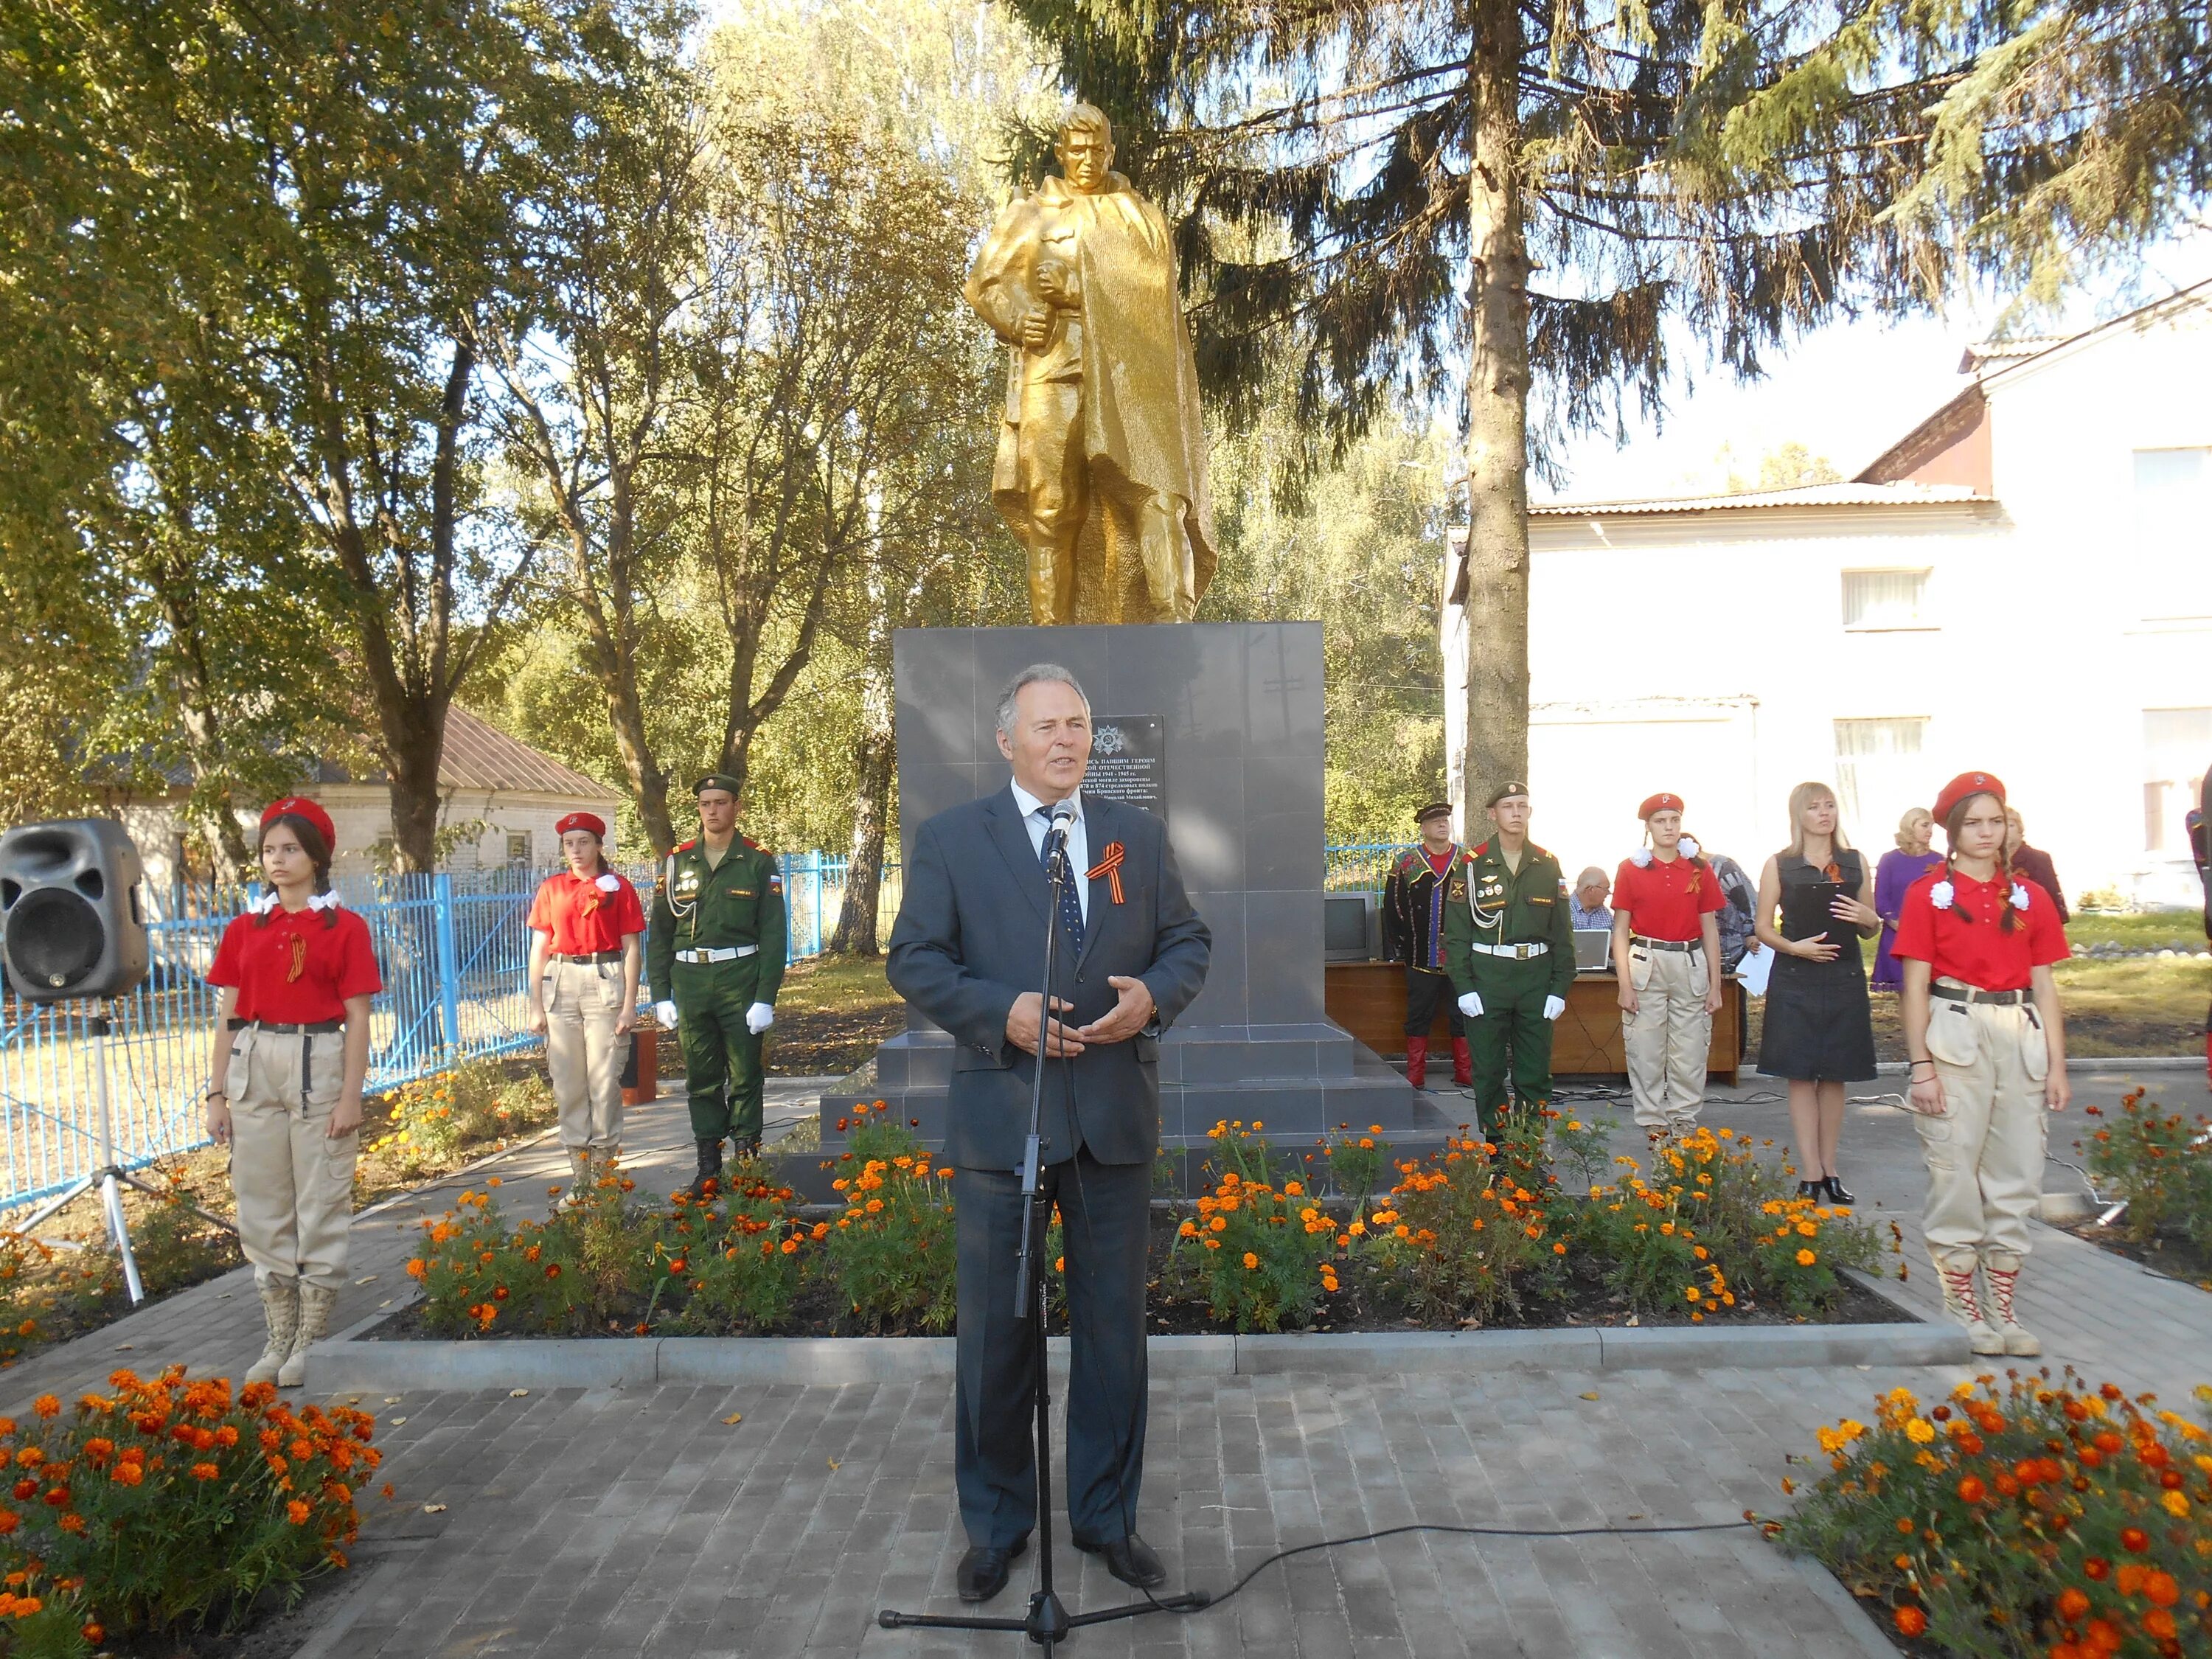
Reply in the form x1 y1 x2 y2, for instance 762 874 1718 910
1040 796 1077 876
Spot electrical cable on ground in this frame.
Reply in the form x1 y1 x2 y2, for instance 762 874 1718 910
1183 1517 1762 1614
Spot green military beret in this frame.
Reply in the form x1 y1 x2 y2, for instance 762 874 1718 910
693 772 742 799
1485 781 1531 808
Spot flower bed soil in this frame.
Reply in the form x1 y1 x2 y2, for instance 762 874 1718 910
372 1208 1908 1341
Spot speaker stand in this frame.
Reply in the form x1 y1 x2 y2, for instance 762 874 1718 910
10 1004 234 1304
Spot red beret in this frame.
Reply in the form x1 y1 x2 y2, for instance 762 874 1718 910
260 796 335 852
1638 792 1684 820
554 812 608 840
1933 771 2005 826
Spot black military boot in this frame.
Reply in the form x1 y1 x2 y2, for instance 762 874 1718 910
689 1137 724 1200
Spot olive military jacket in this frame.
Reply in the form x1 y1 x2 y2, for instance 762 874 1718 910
647 835 789 1005
1441 838 1576 999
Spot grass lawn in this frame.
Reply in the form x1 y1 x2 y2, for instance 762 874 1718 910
1803 928 2212 1060
2064 909 2211 951
765 954 902 1077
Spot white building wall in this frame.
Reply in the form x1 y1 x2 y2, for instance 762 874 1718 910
1516 504 2007 883
1444 298 2212 905
1975 309 2212 904
119 785 623 902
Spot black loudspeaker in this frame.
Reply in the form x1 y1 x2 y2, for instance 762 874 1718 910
0 819 149 1001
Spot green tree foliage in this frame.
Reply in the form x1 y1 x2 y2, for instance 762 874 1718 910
1208 391 1453 841
1001 0 2212 821
1 0 637 870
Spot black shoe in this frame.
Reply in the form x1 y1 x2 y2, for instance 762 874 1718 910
1795 1180 1822 1201
731 1136 762 1162
688 1138 724 1200
1821 1174 1857 1206
956 1536 1026 1603
1073 1531 1166 1590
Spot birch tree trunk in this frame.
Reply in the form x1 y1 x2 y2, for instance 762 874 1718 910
1458 0 1533 822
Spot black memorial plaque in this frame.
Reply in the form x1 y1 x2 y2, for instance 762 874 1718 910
1083 715 1167 815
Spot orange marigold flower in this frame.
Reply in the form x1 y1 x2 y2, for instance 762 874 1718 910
2120 1527 2150 1553
31 1397 58 1420
191 1461 220 1481
288 1499 311 1524
1891 1606 1926 1637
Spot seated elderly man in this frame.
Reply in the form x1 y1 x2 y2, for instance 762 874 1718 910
1568 869 1612 930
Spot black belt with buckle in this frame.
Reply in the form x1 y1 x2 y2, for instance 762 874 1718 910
552 950 622 965
1630 936 1699 953
227 1018 344 1033
1930 984 2025 1006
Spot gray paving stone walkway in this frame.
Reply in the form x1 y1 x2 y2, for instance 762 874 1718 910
6 1060 2208 1657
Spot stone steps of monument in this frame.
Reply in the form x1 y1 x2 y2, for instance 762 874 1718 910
782 1085 1468 1201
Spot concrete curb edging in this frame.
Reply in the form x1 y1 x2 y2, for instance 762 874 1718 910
310 1319 1965 1393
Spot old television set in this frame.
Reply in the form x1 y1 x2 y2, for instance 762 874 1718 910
1323 891 1380 962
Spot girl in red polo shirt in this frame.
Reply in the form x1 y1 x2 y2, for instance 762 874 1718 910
1612 793 1726 1146
1892 771 2070 1358
204 798 382 1389
526 812 645 1199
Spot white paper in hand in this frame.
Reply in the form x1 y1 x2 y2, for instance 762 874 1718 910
1737 945 1774 998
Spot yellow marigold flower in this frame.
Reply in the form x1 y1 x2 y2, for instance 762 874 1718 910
1905 1419 1936 1444
2163 1490 2191 1517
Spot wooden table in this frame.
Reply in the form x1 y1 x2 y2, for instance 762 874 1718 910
1324 961 1741 1084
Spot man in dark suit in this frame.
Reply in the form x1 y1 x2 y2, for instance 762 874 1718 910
887 664 1211 1605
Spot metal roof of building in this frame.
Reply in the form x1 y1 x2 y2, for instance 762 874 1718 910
1528 480 1986 518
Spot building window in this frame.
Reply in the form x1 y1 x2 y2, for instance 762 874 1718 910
506 832 531 866
2133 449 2212 621
1841 569 1932 630
2143 707 2212 852
1833 717 1930 835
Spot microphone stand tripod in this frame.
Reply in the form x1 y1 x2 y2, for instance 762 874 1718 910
9 999 234 1303
878 813 1203 1650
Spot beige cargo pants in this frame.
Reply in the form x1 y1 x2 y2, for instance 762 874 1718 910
225 1025 357 1291
543 957 627 1151
1621 942 1711 1130
1915 985 2051 1262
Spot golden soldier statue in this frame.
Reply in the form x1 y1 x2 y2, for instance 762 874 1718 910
964 105 1216 625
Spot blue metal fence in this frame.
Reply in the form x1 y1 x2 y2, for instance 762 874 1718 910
3 844 1346 1211
1326 842 1419 894
0 870 548 1214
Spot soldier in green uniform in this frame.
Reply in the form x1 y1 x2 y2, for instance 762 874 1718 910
1442 782 1576 1138
648 773 787 1196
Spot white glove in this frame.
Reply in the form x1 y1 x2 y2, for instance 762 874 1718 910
745 1001 775 1035
653 1000 679 1028
1543 995 1567 1021
1457 992 1484 1018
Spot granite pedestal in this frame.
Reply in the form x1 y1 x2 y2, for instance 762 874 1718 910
812 623 1449 1192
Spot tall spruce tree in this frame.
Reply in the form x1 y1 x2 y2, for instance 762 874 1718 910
1001 0 2212 810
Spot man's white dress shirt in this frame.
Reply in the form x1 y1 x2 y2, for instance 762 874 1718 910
1010 782 1090 924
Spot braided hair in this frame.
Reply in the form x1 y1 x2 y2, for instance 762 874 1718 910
1941 792 2017 933
255 813 339 929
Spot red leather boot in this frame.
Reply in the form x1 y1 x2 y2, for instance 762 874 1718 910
1450 1037 1473 1089
1404 1036 1429 1091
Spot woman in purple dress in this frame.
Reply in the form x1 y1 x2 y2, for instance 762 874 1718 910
1872 807 1943 990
